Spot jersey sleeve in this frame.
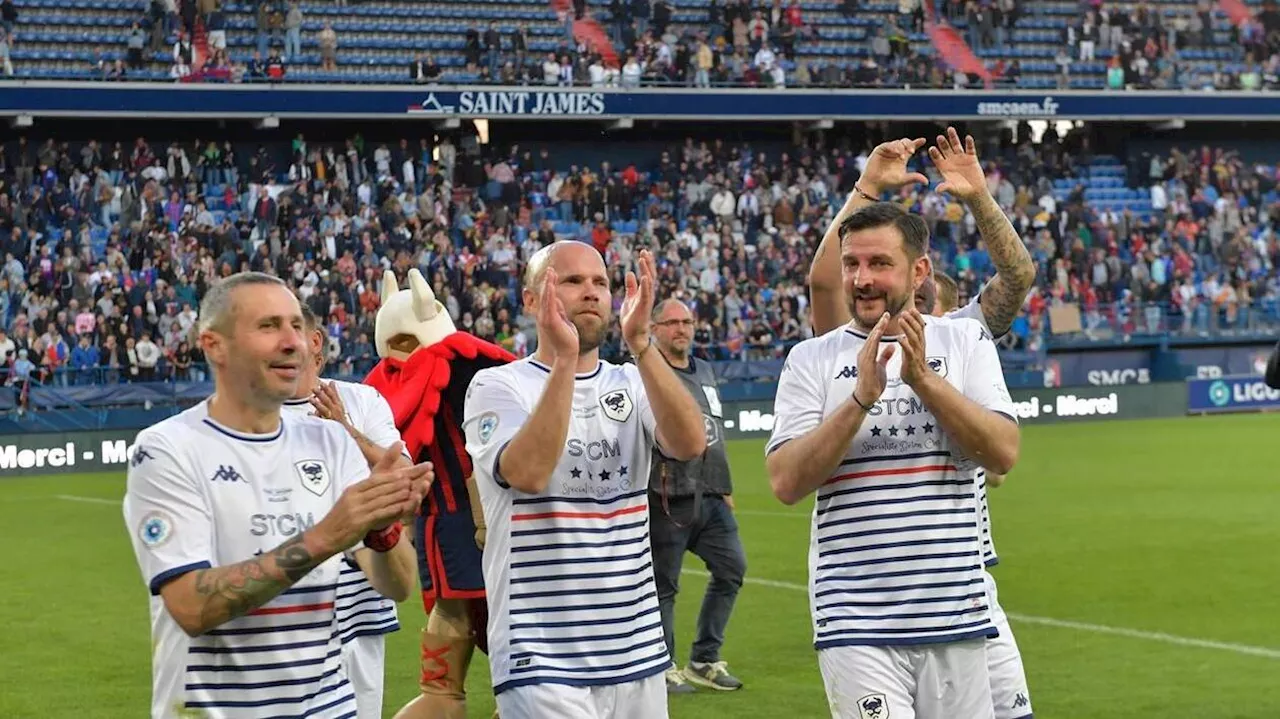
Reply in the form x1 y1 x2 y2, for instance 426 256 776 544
946 295 992 335
123 433 213 596
961 321 1018 422
765 341 826 456
355 386 410 460
463 369 530 490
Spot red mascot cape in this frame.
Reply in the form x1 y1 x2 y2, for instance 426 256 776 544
364 331 516 632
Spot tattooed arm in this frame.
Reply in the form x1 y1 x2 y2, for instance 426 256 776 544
162 532 337 637
928 128 1036 337
969 192 1036 337
128 437 430 638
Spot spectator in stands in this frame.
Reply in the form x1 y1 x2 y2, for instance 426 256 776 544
0 0 14 36
284 2 303 61
0 27 11 77
126 24 146 70
266 49 286 81
319 23 338 71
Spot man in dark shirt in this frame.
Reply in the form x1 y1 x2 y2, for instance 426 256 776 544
646 298 747 695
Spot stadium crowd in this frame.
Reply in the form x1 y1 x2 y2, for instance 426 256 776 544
6 0 1280 89
0 121 1278 395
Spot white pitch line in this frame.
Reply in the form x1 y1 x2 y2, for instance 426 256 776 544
682 569 1280 660
734 509 810 518
55 494 118 506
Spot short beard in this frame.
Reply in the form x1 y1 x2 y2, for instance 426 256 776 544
847 290 912 331
573 316 607 354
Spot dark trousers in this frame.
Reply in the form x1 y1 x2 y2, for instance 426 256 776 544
648 491 747 666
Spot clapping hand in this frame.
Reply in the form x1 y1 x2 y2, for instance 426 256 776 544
853 313 895 409
537 267 579 364
898 308 930 388
318 442 433 552
620 250 657 355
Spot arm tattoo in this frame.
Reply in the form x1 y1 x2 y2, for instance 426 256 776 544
192 534 323 630
970 195 1035 336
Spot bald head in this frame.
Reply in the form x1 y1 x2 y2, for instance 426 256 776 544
523 240 612 355
523 241 605 293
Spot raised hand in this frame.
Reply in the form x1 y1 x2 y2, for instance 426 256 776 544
928 126 988 203
898 308 930 388
620 249 656 354
854 313 896 409
309 381 349 428
537 267 580 363
317 441 434 552
859 138 930 196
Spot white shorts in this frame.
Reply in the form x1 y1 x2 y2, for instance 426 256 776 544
984 571 1033 719
496 672 668 719
818 641 994 719
342 633 387 719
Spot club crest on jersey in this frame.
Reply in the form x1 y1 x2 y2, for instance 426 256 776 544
295 460 331 497
857 693 889 719
703 414 720 445
599 389 634 423
926 356 949 378
477 412 499 444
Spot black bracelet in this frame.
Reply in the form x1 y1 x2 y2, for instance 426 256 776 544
852 393 874 412
852 184 878 202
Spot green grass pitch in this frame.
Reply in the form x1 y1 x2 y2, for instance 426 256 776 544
2 414 1279 718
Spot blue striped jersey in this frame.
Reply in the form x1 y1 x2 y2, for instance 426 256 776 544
463 358 670 694
977 470 998 567
123 401 369 719
283 378 409 643
948 295 1001 568
766 315 1018 649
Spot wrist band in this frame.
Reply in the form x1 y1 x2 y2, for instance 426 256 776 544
364 521 403 553
634 337 654 361
852 393 874 412
853 184 878 202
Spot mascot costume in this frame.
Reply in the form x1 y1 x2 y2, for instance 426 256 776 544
364 269 515 719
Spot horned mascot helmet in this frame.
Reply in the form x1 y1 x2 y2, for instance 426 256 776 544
364 268 514 719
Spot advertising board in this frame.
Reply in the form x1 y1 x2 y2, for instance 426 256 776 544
0 430 142 477
1186 376 1280 414
720 383 1188 440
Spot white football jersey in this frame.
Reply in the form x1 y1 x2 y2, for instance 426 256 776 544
463 358 670 694
283 378 406 643
123 401 367 719
766 315 1017 649
947 297 1000 567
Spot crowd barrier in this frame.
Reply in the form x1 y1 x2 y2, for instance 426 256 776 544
2 379 1273 477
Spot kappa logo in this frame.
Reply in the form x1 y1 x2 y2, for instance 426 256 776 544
1012 693 1030 709
294 460 331 497
926 356 949 378
599 389 634 422
477 412 499 443
211 465 243 483
130 447 154 467
857 693 889 719
836 365 858 380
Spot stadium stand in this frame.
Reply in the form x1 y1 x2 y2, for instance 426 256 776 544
1 0 1274 89
2 116 1279 431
